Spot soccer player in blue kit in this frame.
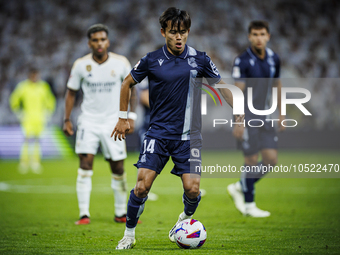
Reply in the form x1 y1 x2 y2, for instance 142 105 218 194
112 7 238 249
227 21 285 218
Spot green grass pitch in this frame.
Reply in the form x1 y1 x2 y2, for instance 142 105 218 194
0 150 339 254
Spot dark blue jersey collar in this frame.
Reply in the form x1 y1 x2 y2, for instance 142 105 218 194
162 44 188 60
247 46 267 61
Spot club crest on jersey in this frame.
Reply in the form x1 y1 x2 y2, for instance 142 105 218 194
232 66 241 79
86 65 92 72
188 57 197 68
111 70 116 77
191 148 200 157
158 59 164 66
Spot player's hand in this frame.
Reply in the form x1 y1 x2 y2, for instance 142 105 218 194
63 120 74 136
111 118 130 141
278 115 286 132
126 119 135 134
233 124 245 141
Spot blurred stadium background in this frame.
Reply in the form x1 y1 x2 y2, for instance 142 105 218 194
0 0 339 158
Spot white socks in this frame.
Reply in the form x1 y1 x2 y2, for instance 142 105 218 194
124 227 135 237
76 168 93 217
111 173 127 217
76 169 127 218
179 211 191 221
245 202 256 210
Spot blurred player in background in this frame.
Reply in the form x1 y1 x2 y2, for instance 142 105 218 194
63 24 137 225
9 67 56 173
227 21 285 217
112 7 236 249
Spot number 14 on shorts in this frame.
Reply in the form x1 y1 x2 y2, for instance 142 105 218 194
143 139 155 154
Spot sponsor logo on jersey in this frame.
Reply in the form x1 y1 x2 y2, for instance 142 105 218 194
158 59 164 66
188 57 197 68
209 60 219 75
86 65 92 72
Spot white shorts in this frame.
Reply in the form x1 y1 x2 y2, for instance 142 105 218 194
75 119 127 161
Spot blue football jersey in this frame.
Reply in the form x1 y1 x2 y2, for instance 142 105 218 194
232 47 280 119
131 44 221 140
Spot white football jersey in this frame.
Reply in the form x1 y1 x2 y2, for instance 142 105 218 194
67 52 131 123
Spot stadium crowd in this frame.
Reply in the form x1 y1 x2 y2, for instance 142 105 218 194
0 0 339 129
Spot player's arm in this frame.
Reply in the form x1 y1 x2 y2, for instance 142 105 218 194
217 79 245 108
217 81 233 107
9 84 25 121
63 88 77 136
232 81 246 140
44 82 56 115
126 86 137 134
217 80 245 128
9 85 21 112
274 79 285 132
111 73 137 141
202 54 244 122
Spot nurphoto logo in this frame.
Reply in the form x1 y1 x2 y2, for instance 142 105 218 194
200 84 312 128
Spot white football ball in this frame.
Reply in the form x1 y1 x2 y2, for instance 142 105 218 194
174 219 207 249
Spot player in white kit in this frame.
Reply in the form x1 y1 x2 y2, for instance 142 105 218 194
63 24 137 225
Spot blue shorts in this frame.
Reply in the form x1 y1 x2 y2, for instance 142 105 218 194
237 120 278 156
134 136 202 176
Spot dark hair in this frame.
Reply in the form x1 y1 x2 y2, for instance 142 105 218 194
87 24 109 39
248 20 270 34
159 7 191 32
28 67 39 74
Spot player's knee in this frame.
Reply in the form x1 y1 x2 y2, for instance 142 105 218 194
135 182 150 198
245 160 258 166
79 160 92 170
245 155 258 166
111 166 124 175
80 163 92 170
184 185 200 199
264 158 277 166
107 159 124 175
79 154 93 170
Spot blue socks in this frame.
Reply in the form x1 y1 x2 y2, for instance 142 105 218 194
183 192 201 216
241 161 264 202
126 189 148 228
126 189 201 228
